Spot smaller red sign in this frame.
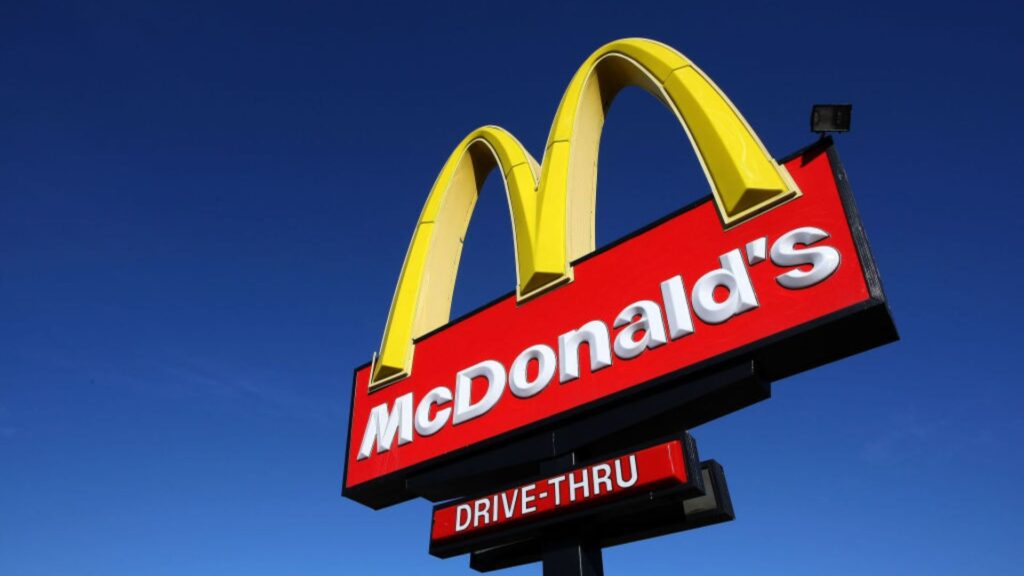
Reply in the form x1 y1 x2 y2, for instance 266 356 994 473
430 440 693 546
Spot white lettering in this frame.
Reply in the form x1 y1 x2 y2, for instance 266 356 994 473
612 300 668 359
414 386 452 437
746 236 767 265
509 344 556 398
357 393 413 460
473 497 490 528
521 483 537 514
500 489 518 518
558 320 612 383
592 463 613 495
548 475 566 506
453 360 506 425
568 469 590 502
455 503 472 532
660 275 695 340
614 455 638 488
771 227 840 289
692 249 758 324
355 225 840 461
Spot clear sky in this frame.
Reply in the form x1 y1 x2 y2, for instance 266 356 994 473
3 1 1022 574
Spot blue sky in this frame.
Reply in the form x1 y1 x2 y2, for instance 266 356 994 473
2 1 1022 574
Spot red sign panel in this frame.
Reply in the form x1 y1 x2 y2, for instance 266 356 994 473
431 439 693 547
344 142 894 506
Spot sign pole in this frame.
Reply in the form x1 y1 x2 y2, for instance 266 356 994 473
538 453 604 576
542 535 604 576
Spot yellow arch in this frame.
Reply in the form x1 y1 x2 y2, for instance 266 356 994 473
371 126 548 384
370 38 799 388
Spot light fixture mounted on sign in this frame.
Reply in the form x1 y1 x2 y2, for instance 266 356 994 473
811 104 852 135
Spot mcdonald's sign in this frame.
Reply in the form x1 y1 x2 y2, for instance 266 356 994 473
343 39 897 509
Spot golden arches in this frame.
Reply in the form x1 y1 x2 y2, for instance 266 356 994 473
370 38 799 388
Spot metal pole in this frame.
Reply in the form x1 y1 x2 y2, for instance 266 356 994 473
539 452 604 576
542 536 604 576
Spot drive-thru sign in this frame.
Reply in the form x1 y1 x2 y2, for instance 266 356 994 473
342 38 896 572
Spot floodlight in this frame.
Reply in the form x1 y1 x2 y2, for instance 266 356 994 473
811 104 852 134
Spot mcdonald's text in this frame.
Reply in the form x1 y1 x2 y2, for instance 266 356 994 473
357 226 838 461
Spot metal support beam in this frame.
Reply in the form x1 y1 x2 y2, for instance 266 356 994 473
536 453 604 576
542 536 604 576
